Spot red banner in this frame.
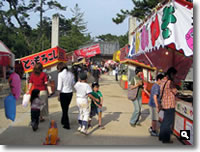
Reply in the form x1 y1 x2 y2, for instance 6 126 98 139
74 44 101 58
20 47 66 73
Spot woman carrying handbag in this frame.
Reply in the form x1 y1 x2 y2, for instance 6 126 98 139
129 67 144 127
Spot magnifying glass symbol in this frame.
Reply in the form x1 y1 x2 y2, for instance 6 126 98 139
181 131 189 139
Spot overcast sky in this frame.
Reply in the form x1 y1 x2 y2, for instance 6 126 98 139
28 0 133 37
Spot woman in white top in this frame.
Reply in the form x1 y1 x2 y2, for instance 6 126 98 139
57 62 75 130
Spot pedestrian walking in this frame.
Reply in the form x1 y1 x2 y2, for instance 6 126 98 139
129 67 143 126
30 89 45 131
27 63 48 122
148 74 164 136
88 82 104 129
115 65 119 81
57 62 75 130
74 72 99 135
8 66 21 101
92 66 100 83
159 67 178 143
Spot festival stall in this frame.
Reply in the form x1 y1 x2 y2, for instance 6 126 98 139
20 46 66 93
128 0 193 144
20 46 66 73
119 44 156 103
0 41 15 79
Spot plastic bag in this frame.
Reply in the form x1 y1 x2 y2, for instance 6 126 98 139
22 94 30 107
4 94 16 121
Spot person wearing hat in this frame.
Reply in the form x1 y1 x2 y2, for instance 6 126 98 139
74 72 99 135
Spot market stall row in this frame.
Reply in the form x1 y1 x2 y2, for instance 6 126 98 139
126 0 193 145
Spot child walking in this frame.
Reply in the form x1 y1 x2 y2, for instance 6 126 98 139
74 72 99 135
88 82 104 129
30 89 45 131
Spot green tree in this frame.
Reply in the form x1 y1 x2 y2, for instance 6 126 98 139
112 0 162 24
0 0 33 52
59 4 92 52
0 1 93 57
27 0 66 50
70 3 88 33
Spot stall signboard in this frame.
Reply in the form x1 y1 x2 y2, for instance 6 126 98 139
174 112 193 145
174 112 185 135
74 44 101 58
20 47 66 73
176 100 193 120
128 0 193 58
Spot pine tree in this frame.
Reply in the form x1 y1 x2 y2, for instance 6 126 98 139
112 0 162 24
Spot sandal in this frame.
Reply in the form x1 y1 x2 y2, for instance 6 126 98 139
98 125 105 129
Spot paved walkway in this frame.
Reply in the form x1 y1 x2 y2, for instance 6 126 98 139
0 75 183 145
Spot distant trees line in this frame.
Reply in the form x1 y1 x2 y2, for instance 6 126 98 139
0 1 128 58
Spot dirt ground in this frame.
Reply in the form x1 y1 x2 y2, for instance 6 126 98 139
0 75 182 146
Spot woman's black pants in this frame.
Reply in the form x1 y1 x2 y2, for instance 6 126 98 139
60 92 73 128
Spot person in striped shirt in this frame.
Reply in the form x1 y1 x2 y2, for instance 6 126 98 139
159 67 178 144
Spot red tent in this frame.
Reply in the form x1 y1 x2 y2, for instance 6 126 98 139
0 41 15 67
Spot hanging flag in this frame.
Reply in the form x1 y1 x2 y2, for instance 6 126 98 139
128 0 193 57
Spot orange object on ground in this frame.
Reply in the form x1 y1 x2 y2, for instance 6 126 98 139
43 120 60 145
120 79 128 90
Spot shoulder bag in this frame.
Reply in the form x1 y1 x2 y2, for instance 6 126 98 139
128 78 139 101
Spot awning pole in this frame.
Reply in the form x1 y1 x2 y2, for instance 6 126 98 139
141 50 155 68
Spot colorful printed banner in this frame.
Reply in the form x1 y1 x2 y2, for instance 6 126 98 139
113 50 121 62
74 44 101 58
128 1 193 58
20 47 66 73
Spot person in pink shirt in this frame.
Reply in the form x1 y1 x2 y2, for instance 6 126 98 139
8 66 21 100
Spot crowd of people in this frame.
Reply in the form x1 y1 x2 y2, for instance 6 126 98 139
129 66 178 144
6 61 178 142
24 62 105 134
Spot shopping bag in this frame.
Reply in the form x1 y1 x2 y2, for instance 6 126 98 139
4 94 16 121
22 94 31 107
127 87 138 101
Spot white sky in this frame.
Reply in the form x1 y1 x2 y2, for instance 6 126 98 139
27 0 133 37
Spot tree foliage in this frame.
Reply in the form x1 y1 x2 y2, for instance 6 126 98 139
59 4 92 52
0 1 129 58
112 0 162 24
0 1 92 58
